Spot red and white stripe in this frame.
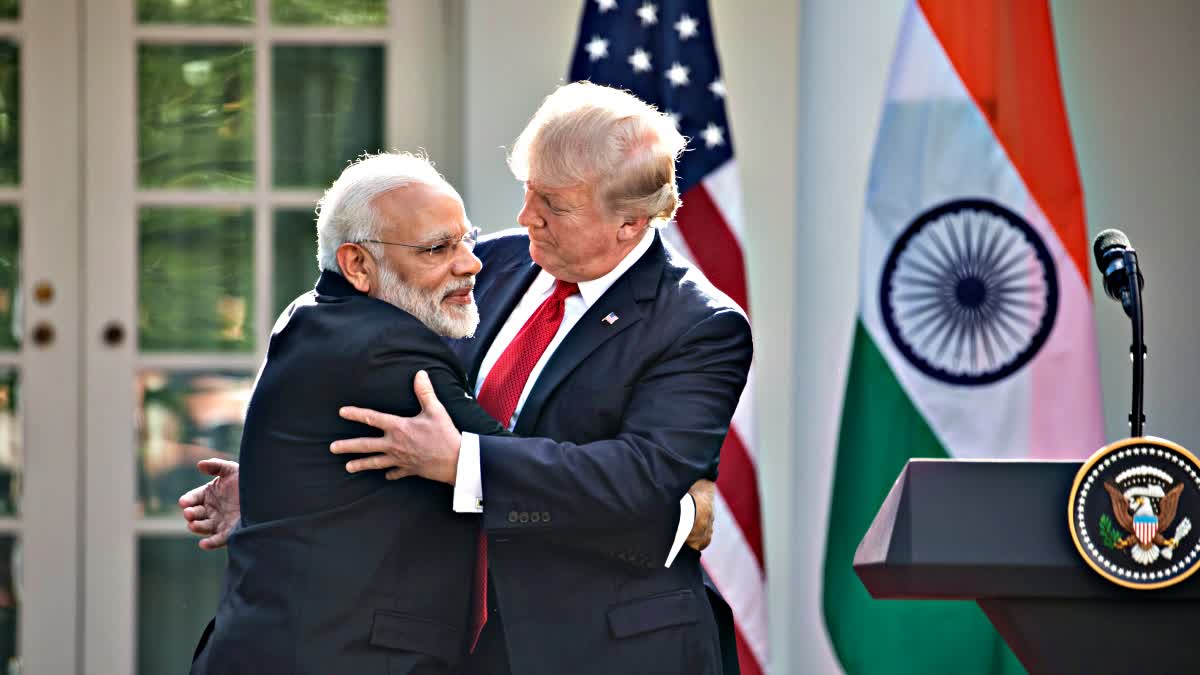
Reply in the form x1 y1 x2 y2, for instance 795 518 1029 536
666 158 769 675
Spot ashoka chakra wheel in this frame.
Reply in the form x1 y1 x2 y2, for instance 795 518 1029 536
879 199 1058 386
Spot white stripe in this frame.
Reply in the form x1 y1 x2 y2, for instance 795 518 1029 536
731 371 758 459
700 159 747 246
705 490 769 667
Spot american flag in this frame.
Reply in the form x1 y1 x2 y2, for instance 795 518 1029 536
569 2 768 673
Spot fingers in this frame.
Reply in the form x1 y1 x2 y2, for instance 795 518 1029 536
197 458 237 478
178 484 208 509
330 437 393 455
412 370 443 413
344 453 402 474
188 516 217 537
199 532 229 551
339 406 400 431
183 505 207 522
385 468 411 480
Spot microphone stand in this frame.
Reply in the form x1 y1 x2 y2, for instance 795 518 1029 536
1121 249 1146 437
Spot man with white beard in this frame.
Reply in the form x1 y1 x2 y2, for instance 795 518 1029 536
189 152 513 675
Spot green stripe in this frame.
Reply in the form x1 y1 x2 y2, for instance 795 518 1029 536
822 322 1024 675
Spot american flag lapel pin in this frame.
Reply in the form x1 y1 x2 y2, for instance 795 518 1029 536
602 312 619 325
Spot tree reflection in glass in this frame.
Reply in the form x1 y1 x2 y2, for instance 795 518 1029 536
273 208 319 319
138 207 254 352
272 0 386 26
137 0 252 25
273 46 383 189
138 45 254 189
135 370 252 516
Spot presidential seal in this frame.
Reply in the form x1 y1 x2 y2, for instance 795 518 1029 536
1068 437 1200 589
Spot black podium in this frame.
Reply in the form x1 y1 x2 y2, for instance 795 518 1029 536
854 459 1200 674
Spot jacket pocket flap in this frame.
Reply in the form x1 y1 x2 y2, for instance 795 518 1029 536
369 611 462 664
607 589 699 639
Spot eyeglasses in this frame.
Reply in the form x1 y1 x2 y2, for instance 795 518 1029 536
357 226 480 258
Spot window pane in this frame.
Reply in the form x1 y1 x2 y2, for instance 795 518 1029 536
273 46 383 189
0 371 19 516
0 43 18 186
138 45 254 189
0 537 17 672
273 209 318 319
272 0 386 26
137 537 226 675
138 207 255 352
0 207 19 350
137 0 252 24
136 370 252 516
0 1 15 20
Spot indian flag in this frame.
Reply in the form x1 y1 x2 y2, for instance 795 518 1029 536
822 1 1104 673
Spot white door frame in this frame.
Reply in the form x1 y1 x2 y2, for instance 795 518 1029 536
19 0 82 673
79 1 463 673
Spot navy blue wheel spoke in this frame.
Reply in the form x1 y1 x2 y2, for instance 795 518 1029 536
894 274 949 290
901 257 953 284
911 239 957 279
926 228 963 279
880 199 1058 386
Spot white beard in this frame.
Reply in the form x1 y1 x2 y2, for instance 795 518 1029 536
374 263 479 339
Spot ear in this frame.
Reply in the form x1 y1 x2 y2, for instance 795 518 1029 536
336 243 374 294
617 215 651 242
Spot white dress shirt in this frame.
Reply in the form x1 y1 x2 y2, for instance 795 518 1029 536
452 228 695 567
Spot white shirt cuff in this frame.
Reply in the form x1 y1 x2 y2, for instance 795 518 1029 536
664 493 695 567
452 432 483 513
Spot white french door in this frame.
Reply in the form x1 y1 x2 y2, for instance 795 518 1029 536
73 1 464 673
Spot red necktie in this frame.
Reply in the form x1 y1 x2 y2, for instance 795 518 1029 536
469 278 579 649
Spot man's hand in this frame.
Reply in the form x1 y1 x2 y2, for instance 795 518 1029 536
331 370 462 485
686 479 715 551
178 458 241 550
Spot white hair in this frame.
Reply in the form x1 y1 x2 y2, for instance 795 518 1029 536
315 151 458 273
508 81 686 224
374 264 479 339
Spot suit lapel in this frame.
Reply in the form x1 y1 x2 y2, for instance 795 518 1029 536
513 234 666 435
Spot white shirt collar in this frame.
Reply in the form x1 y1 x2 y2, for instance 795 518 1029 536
529 227 656 308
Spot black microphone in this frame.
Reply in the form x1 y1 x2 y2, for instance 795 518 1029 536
1092 228 1144 308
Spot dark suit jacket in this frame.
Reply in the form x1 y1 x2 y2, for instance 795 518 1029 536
449 230 753 675
191 271 508 675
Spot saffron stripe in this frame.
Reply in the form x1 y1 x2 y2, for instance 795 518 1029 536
917 0 1092 289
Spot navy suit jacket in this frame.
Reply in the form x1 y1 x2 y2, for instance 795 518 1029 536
192 271 510 675
450 230 753 675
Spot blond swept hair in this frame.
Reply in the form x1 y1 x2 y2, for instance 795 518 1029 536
508 82 686 224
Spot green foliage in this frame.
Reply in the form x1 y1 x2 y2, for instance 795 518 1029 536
0 42 19 186
272 0 386 26
138 45 255 189
0 207 18 350
1099 513 1123 549
137 0 252 24
138 207 254 352
272 46 384 188
273 209 319 317
0 1 16 20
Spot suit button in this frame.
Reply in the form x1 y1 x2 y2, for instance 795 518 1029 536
530 512 541 523
507 511 519 523
541 511 552 523
518 512 530 524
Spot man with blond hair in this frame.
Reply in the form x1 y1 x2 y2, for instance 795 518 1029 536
183 83 749 675
333 82 750 675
